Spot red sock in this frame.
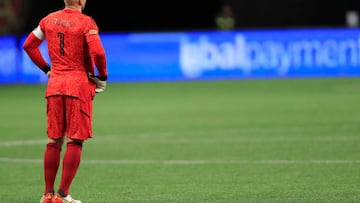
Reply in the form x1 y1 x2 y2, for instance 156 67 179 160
44 142 61 194
59 142 82 196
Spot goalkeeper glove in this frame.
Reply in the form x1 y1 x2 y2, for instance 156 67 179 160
42 64 51 77
88 73 107 93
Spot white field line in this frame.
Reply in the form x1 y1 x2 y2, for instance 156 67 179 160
1 129 359 164
1 134 359 147
1 124 358 147
1 157 360 165
0 139 45 147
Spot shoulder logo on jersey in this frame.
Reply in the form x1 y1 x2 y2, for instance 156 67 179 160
89 30 98 35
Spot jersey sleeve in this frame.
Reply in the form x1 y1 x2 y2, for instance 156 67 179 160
23 25 49 71
85 17 108 79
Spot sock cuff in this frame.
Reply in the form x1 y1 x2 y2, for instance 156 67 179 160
67 141 83 148
47 142 62 151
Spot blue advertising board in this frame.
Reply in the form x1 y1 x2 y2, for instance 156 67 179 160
1 28 360 84
104 29 360 82
20 38 50 83
0 37 18 84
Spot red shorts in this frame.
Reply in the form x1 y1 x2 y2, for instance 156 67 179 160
46 95 93 140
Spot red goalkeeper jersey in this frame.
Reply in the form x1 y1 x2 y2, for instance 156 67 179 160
24 9 107 101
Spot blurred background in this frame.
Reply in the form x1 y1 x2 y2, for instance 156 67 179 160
1 0 360 35
1 0 360 83
2 2 360 202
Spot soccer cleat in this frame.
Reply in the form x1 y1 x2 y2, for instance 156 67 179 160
40 193 54 203
54 193 82 203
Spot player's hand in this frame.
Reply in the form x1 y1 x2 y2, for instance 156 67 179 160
43 64 51 77
88 73 107 93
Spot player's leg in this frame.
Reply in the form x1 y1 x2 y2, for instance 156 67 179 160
55 95 92 203
41 95 66 203
57 139 83 196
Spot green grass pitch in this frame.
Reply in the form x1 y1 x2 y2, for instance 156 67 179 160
0 77 360 202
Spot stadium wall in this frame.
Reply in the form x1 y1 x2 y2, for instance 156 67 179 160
1 28 360 84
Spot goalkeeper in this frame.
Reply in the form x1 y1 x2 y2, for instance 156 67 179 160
23 0 108 202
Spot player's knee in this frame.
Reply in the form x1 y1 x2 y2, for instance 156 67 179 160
48 137 64 146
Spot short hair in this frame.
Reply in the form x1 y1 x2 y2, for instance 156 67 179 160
64 0 77 6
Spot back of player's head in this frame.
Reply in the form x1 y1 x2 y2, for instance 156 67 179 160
64 0 76 5
64 0 86 11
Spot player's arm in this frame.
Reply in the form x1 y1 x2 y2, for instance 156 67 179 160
86 29 108 93
23 26 51 76
86 31 107 79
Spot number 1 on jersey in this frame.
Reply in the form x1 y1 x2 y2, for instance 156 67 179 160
57 32 65 56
